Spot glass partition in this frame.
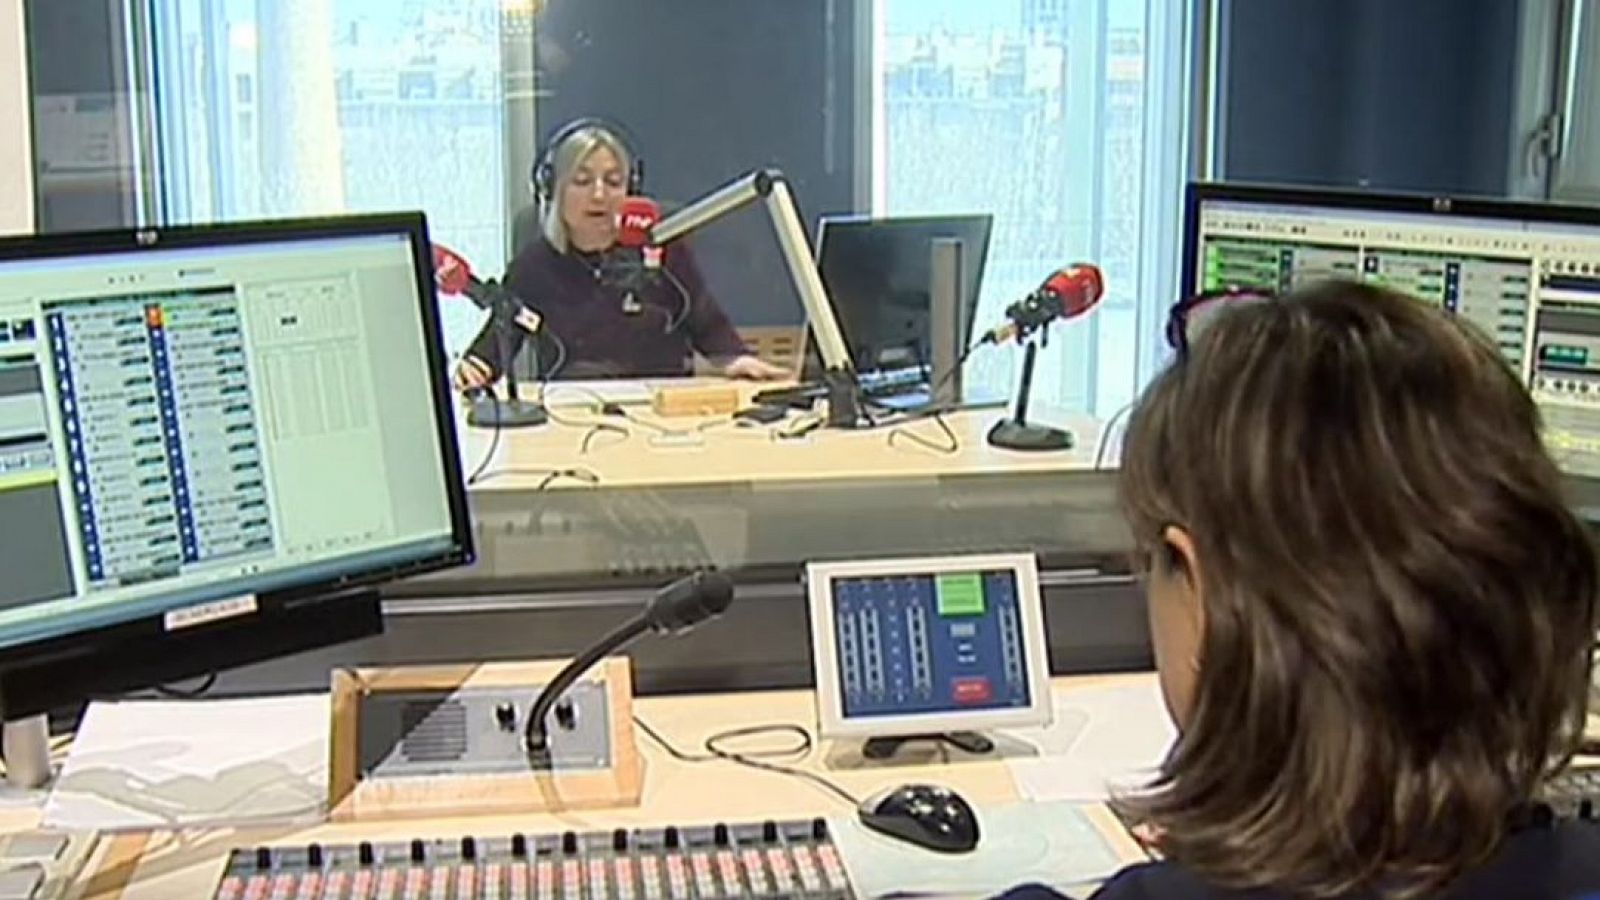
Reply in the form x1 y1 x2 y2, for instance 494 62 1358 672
128 0 1195 591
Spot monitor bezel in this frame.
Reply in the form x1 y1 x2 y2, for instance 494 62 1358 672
0 213 475 686
1181 181 1600 299
806 551 1053 740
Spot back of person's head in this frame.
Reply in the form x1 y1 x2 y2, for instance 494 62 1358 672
1118 279 1598 898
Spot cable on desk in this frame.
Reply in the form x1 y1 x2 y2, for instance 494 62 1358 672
885 407 960 456
925 339 985 402
151 672 219 699
547 382 731 446
464 333 572 487
464 390 504 487
579 422 630 454
1093 401 1136 471
663 267 694 334
466 465 602 490
633 716 863 807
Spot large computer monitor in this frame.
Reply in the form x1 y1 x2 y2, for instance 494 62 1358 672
1185 183 1600 477
806 553 1052 756
0 214 473 718
812 214 993 377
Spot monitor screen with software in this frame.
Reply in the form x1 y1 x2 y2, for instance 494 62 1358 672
0 214 472 715
1185 183 1600 478
812 214 993 376
806 553 1051 741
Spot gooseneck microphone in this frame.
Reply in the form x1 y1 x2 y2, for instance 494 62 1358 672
524 570 734 755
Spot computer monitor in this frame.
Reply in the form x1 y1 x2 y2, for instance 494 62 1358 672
812 214 993 376
0 214 473 719
1185 183 1600 477
806 553 1052 754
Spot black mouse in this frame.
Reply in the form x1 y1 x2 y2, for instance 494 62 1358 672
857 783 980 853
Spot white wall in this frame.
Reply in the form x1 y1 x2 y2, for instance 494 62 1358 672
0 0 32 235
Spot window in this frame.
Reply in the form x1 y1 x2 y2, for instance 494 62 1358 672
875 0 1192 416
148 0 512 354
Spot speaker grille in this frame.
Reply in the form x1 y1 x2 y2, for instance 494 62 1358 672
399 699 468 763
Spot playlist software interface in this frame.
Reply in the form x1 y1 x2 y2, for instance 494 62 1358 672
0 233 457 646
1196 200 1600 476
832 569 1031 719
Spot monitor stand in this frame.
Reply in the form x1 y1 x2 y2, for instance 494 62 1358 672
862 731 995 760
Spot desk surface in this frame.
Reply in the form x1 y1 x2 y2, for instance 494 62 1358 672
456 381 1112 492
31 674 1152 899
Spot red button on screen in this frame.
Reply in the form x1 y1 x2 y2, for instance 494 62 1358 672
951 677 991 704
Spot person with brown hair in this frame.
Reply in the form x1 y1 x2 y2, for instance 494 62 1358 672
1006 280 1600 899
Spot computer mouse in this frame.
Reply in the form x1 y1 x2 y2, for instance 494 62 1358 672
857 783 980 853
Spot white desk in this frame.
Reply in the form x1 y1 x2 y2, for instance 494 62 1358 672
31 674 1154 899
457 382 1112 492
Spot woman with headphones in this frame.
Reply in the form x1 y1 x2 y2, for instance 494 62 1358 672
453 119 786 388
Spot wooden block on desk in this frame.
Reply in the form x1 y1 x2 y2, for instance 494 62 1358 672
328 658 643 822
652 384 739 418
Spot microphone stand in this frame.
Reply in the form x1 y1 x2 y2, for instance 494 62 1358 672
648 170 864 428
523 571 733 760
987 323 1073 451
465 289 548 429
523 615 650 758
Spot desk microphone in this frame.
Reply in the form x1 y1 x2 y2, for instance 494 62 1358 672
980 263 1104 345
432 244 543 335
617 196 664 269
605 197 665 316
524 570 734 754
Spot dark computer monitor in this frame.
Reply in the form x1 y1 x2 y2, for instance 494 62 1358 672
0 214 473 718
1184 182 1600 478
812 214 993 376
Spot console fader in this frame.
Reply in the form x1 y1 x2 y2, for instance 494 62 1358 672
211 817 855 899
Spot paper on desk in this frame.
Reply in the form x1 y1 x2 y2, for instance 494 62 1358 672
43 694 328 831
1002 679 1178 803
830 800 1121 899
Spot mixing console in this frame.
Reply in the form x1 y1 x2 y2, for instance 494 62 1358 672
211 818 854 899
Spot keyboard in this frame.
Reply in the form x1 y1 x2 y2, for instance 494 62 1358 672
211 818 854 899
753 367 930 408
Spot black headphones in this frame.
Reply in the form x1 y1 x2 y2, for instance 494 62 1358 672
530 117 645 202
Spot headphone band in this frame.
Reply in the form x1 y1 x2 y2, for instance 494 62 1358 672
531 117 645 201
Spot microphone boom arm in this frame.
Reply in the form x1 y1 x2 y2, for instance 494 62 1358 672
649 170 859 425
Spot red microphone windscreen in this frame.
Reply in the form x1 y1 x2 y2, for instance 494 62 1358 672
1044 264 1104 319
432 244 473 295
616 197 661 249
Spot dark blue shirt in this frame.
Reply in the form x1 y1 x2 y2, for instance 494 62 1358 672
996 820 1600 900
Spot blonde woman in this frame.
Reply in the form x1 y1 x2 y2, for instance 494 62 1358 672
454 120 784 388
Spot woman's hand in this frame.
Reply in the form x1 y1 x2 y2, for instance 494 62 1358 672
452 354 496 392
721 354 789 381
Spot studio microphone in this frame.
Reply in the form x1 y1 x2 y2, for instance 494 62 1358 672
980 263 1105 345
432 244 543 335
604 197 665 315
616 196 664 268
523 570 734 755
